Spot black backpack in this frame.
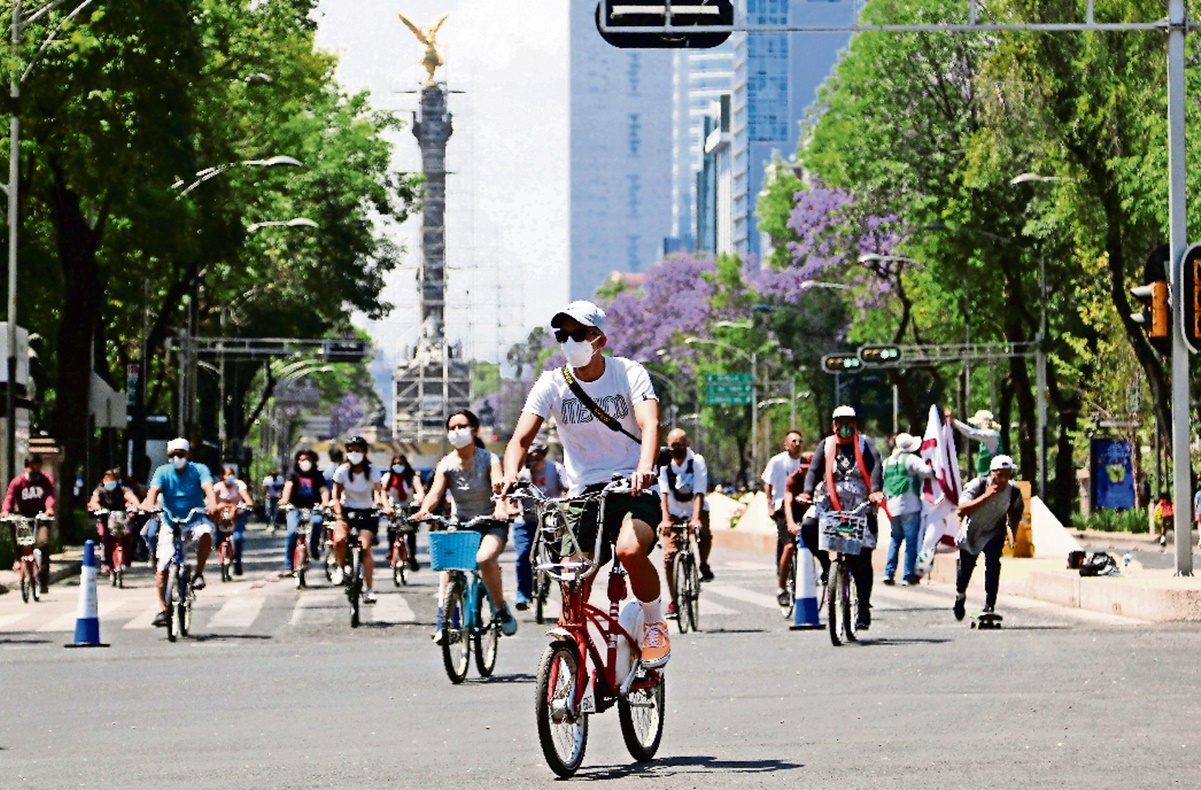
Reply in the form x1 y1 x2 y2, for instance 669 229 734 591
664 457 695 503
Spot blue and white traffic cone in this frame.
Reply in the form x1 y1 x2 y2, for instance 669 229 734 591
65 540 108 648
789 542 823 630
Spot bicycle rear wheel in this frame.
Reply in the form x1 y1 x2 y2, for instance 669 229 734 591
827 559 845 647
535 642 588 778
114 545 124 589
780 549 796 619
348 548 362 628
618 668 665 762
673 556 690 635
473 585 499 678
392 542 406 587
686 551 701 632
19 561 29 603
440 578 470 684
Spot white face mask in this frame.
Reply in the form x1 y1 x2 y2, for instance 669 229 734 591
447 427 474 449
347 451 365 465
172 456 188 470
561 337 597 368
298 460 313 472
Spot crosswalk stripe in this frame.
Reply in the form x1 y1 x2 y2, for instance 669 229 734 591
703 583 780 610
366 592 415 624
0 611 32 630
208 594 266 628
697 596 738 616
123 606 161 630
289 590 341 627
37 600 130 632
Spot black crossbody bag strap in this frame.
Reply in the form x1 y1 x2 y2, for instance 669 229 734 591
561 365 642 446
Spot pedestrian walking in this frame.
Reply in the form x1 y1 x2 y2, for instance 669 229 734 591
883 432 935 586
952 455 1025 620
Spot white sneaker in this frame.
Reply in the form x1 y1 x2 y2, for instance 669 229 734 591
364 589 377 604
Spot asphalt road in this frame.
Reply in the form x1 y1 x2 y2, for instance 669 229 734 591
1 526 1198 788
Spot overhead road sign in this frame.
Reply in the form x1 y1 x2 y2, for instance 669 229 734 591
596 1 733 49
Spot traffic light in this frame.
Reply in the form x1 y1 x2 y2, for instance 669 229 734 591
821 354 863 374
1130 245 1170 355
596 1 733 49
859 345 902 365
1181 242 1201 353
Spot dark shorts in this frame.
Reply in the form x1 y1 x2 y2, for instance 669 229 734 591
342 509 380 535
563 488 660 563
774 511 791 545
468 519 510 547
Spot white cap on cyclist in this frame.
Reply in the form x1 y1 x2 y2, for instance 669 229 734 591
551 300 608 333
894 433 920 453
989 454 1015 472
166 438 190 454
831 405 857 420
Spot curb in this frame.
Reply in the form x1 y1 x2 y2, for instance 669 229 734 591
0 554 83 595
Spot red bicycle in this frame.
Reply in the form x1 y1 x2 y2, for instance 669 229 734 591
4 514 51 603
513 477 665 778
215 504 247 582
92 508 135 588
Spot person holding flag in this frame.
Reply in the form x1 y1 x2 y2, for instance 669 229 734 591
914 405 964 579
882 433 935 586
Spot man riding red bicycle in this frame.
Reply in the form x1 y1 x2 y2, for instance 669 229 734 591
2 454 57 594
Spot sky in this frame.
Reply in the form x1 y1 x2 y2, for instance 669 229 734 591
313 1 570 405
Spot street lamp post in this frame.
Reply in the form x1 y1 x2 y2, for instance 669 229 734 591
685 336 757 480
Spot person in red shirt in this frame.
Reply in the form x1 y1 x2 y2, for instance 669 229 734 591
1 454 56 593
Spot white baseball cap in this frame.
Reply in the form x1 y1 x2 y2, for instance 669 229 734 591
895 433 920 453
990 454 1015 471
969 410 997 428
551 300 608 333
166 438 190 454
832 405 857 420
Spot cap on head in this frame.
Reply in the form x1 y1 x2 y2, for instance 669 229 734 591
551 300 608 333
969 410 997 429
831 405 857 420
345 435 367 449
895 433 920 453
166 438 190 454
990 454 1015 472
529 440 548 455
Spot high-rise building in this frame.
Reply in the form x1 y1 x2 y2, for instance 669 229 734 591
730 0 854 258
569 3 675 300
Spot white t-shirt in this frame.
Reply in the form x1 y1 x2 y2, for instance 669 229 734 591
761 451 802 513
658 450 710 518
262 475 284 498
523 356 658 494
332 463 382 509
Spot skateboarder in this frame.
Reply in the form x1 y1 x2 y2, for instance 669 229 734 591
952 454 1024 622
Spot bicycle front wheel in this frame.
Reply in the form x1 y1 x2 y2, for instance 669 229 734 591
167 567 180 642
844 561 859 644
535 642 588 778
440 578 470 684
618 668 665 763
348 548 362 628
473 585 499 678
780 549 797 619
672 555 690 635
178 568 192 637
534 572 550 625
827 559 845 647
685 552 700 632
19 561 29 603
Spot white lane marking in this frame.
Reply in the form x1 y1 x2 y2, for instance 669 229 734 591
703 583 781 610
37 600 129 632
366 592 415 624
123 606 161 630
696 597 738 616
207 594 266 628
0 611 34 631
288 590 341 627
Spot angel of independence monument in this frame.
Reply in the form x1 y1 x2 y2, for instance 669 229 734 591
392 13 471 443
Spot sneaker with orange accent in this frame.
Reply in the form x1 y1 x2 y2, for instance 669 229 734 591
639 619 671 668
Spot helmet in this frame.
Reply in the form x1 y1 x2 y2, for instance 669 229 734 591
345 435 368 450
831 405 857 420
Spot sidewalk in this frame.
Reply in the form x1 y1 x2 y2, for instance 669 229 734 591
0 547 84 595
707 492 1201 622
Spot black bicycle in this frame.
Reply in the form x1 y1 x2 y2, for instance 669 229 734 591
818 503 871 647
667 517 700 634
152 507 208 642
340 508 380 628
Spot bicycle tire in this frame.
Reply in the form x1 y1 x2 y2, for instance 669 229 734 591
685 553 701 633
167 566 179 642
392 550 405 588
828 559 845 647
114 545 124 588
672 555 689 634
349 547 362 628
324 550 336 583
295 543 307 590
19 562 29 603
440 578 470 684
473 585 499 678
844 562 859 644
535 642 588 778
780 550 797 620
179 567 191 637
534 572 550 625
618 668 665 763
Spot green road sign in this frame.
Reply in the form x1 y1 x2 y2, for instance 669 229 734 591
706 394 753 405
706 373 752 383
704 373 753 405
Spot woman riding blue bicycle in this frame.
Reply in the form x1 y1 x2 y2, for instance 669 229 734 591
414 409 517 640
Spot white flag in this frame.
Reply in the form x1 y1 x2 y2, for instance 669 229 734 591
914 404 963 577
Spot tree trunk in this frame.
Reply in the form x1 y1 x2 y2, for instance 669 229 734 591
46 161 104 542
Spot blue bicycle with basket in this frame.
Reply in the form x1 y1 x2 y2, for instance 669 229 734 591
424 515 508 684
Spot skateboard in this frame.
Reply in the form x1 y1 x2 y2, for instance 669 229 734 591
971 611 1003 630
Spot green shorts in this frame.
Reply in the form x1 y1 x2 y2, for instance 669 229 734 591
562 488 661 564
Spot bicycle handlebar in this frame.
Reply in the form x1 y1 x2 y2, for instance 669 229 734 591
0 512 53 522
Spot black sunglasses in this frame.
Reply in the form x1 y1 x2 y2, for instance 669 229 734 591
554 328 596 343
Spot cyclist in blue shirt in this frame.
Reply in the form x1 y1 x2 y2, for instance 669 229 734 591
141 438 217 627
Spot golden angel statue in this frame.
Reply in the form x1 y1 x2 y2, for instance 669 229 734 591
398 12 449 87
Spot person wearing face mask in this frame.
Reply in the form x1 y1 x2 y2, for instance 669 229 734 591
657 428 713 619
501 300 671 668
514 440 566 610
141 438 218 627
797 406 884 631
214 466 253 576
762 430 805 607
382 453 426 573
331 435 392 603
261 468 285 533
415 410 516 638
87 468 140 575
280 449 330 573
3 454 57 592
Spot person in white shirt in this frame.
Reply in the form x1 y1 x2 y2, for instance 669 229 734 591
330 435 391 603
501 300 671 669
761 430 804 606
657 428 712 619
262 469 285 531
